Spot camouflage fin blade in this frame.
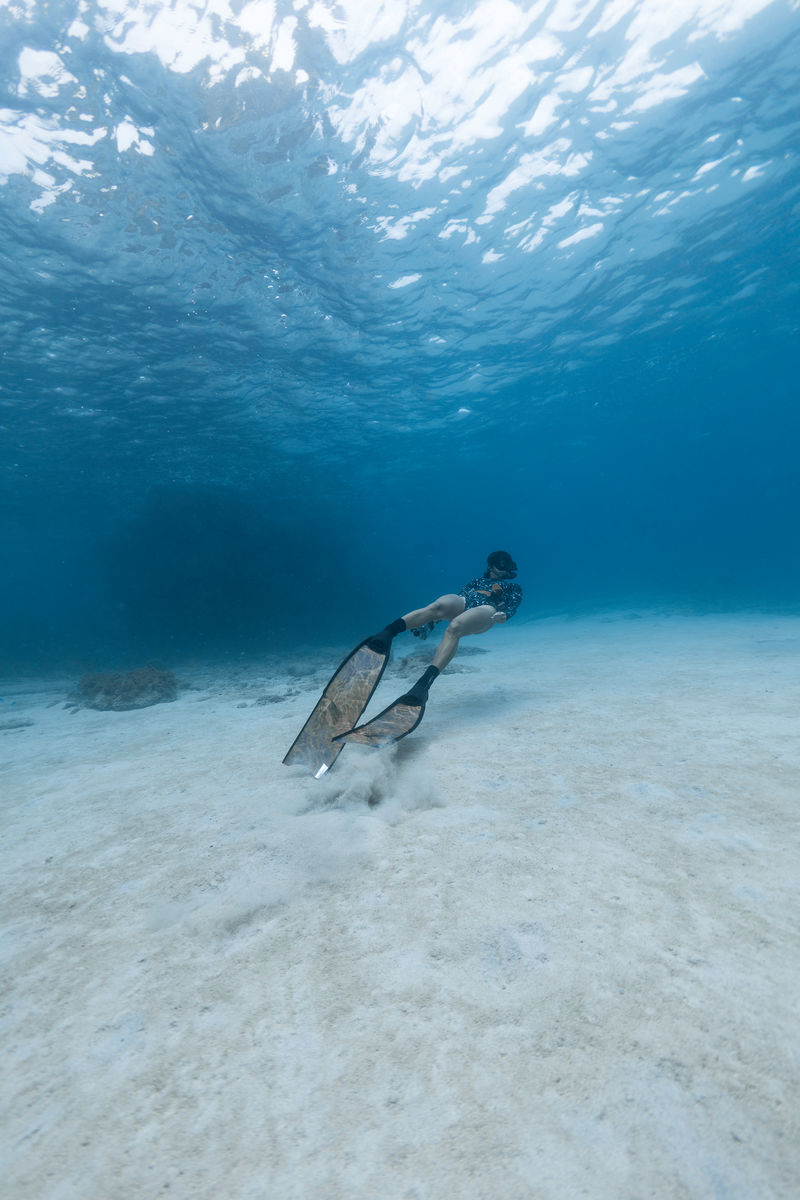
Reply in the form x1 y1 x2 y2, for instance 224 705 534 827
282 640 389 774
332 698 426 749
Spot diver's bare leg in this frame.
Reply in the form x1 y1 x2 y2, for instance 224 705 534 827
389 604 504 713
401 593 465 630
431 604 499 671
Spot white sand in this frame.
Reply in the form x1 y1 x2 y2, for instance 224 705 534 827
2 613 798 1200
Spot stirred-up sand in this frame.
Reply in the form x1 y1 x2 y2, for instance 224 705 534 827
2 612 798 1200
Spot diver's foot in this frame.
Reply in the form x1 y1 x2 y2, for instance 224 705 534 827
366 617 407 653
398 665 440 706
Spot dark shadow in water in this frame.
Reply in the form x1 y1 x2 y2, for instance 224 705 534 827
100 484 339 659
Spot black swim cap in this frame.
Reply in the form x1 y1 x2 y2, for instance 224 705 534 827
487 550 518 578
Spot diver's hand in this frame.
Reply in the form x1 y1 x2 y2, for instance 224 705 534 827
492 611 508 624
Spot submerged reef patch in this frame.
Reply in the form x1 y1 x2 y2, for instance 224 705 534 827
70 667 178 711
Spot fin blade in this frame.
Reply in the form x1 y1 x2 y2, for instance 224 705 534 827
333 699 426 748
283 640 389 772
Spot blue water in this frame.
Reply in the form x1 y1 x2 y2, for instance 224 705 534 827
1 0 799 669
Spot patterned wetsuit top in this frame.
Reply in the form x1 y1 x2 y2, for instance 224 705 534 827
459 576 523 618
412 574 522 638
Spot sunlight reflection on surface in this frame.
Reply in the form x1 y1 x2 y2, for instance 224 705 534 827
2 0 785 219
0 0 797 459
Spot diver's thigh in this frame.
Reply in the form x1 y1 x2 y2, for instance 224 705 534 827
433 593 466 620
449 604 496 636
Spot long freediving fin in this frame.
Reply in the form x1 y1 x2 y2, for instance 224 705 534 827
282 622 404 776
332 666 439 749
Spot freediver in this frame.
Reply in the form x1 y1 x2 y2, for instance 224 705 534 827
284 550 522 771
334 549 523 746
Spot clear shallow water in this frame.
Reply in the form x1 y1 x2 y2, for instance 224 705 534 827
1 0 799 667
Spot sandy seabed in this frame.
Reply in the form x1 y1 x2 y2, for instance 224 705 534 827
2 612 798 1200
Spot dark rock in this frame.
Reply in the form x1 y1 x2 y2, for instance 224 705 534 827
71 667 178 711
